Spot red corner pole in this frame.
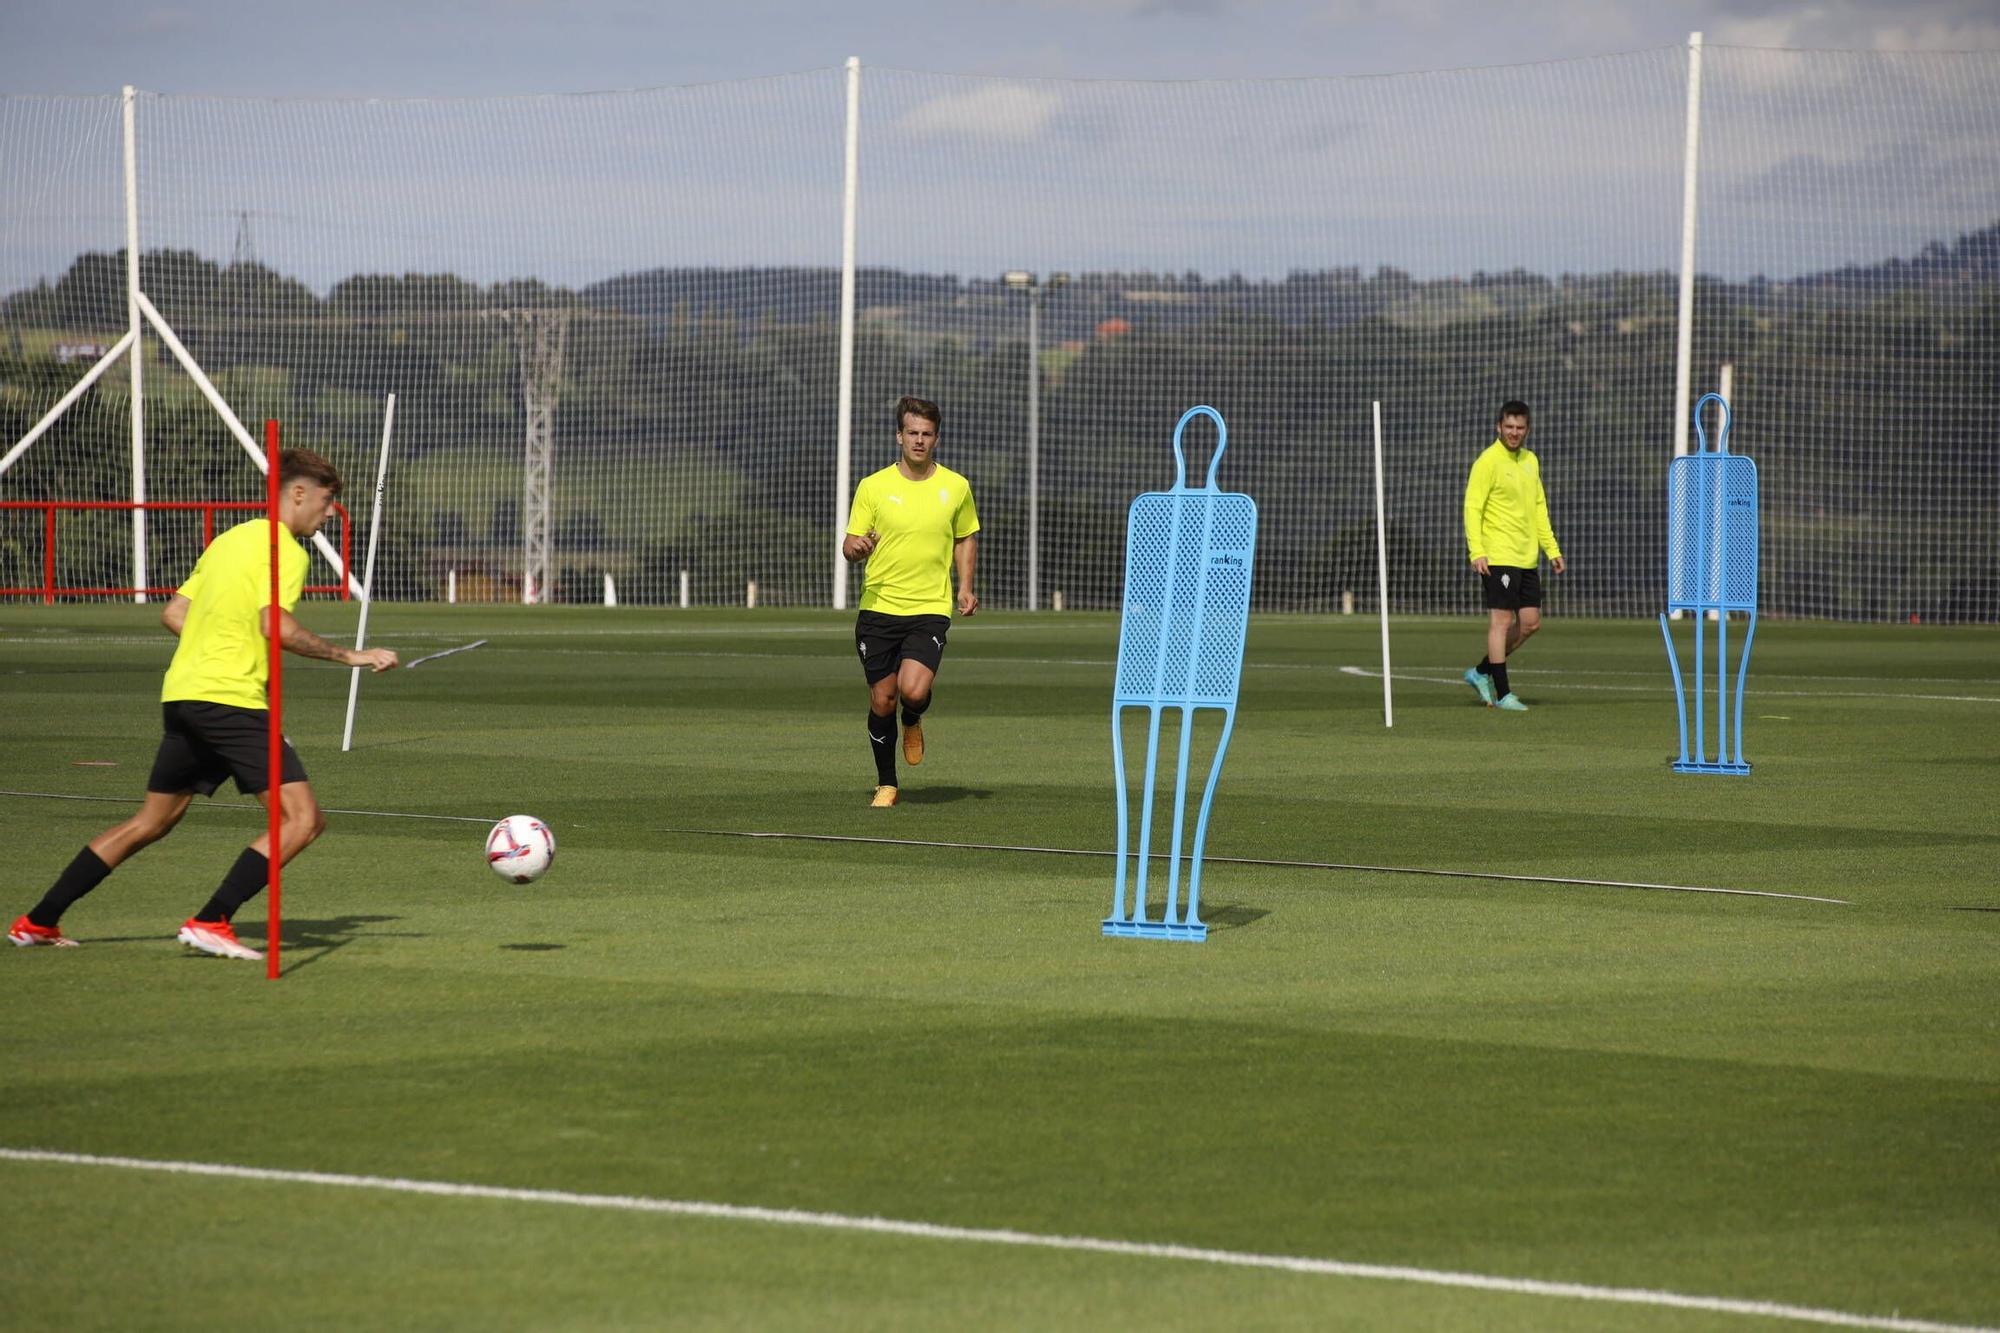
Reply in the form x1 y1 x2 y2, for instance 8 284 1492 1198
266 420 283 980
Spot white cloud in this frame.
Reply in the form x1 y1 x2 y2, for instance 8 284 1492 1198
898 84 1063 140
1708 0 2000 51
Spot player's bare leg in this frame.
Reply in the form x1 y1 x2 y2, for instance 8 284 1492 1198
89 790 194 867
248 781 328 865
1509 606 1541 657
897 659 935 765
1485 609 1516 671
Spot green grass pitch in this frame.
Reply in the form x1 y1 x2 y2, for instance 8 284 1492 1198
2 603 1996 1331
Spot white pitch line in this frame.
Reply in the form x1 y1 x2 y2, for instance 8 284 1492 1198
655 828 1847 904
1340 666 2000 706
0 1149 1983 1332
0 790 1844 902
1393 664 2000 688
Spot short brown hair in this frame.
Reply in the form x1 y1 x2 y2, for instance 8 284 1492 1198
1497 400 1531 423
894 395 940 431
279 448 343 497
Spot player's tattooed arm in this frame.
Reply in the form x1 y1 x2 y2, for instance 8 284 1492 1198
262 607 398 671
277 614 350 662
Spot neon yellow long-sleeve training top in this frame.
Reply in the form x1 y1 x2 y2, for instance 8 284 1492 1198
1463 440 1561 568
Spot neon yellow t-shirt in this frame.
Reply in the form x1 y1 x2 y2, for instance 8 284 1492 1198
845 462 980 617
161 518 308 710
1463 440 1561 568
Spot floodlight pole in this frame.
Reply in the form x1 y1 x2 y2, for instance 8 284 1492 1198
125 85 146 602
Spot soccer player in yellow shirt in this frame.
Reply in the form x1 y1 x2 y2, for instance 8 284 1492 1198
1462 400 1565 712
8 450 399 959
842 396 980 807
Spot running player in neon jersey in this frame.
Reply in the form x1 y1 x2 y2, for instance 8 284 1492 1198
841 396 980 807
8 450 399 959
1463 400 1565 712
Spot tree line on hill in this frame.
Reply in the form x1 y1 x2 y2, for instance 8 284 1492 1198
1 219 1995 619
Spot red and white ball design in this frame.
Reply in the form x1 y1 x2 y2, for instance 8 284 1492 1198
485 815 555 884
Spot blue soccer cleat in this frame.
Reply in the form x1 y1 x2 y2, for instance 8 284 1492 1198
1463 666 1496 706
1495 692 1528 711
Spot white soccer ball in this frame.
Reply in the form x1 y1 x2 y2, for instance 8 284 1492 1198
486 815 555 884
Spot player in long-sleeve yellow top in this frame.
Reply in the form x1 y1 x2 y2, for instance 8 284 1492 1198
1462 400 1565 711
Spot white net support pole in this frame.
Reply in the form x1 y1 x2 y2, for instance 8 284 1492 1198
124 85 145 602
832 55 860 611
1372 401 1392 729
342 392 395 753
1026 286 1040 611
1668 32 1704 622
1672 32 1704 462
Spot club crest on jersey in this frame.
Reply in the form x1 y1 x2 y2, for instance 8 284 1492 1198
937 487 950 503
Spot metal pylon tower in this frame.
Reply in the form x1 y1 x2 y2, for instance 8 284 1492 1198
492 309 570 604
230 211 257 268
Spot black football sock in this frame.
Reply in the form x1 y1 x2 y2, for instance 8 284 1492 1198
27 846 112 928
194 848 270 923
1491 661 1512 698
868 709 898 786
1476 658 1494 675
900 692 932 728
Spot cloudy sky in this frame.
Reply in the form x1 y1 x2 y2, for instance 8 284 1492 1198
3 0 1997 290
4 0 1997 95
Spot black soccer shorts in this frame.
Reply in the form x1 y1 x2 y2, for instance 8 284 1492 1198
148 701 309 797
1481 565 1542 611
854 611 951 684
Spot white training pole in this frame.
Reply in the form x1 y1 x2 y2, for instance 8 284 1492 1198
124 86 146 603
1671 31 1704 463
341 393 396 752
832 55 861 612
1372 401 1393 728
